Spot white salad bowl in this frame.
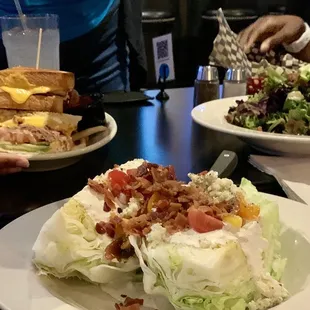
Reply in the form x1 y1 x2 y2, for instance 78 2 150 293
192 96 310 156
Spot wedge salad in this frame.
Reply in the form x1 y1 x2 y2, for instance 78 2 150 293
33 159 288 310
226 64 310 135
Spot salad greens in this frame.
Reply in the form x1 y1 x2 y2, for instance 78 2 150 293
32 198 139 283
226 65 310 135
299 64 310 82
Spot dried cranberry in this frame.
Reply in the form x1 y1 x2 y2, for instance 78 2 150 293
247 77 264 95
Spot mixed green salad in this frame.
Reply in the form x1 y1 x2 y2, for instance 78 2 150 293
226 64 310 135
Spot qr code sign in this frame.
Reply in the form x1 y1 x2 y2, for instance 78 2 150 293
152 33 175 81
156 40 169 60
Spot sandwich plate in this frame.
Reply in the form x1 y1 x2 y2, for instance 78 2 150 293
21 113 117 172
191 97 310 156
0 195 310 310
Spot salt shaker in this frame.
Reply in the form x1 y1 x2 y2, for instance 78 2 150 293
223 68 247 98
193 66 219 106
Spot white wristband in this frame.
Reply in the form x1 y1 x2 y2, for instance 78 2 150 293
283 23 310 53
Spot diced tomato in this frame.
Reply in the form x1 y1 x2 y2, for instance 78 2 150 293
108 170 130 189
188 208 223 233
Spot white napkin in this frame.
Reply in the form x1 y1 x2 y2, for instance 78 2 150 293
249 155 310 205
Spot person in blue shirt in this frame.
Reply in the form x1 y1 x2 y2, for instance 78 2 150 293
0 0 146 93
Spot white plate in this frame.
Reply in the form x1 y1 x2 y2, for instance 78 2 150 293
21 113 117 172
0 195 310 310
191 97 310 156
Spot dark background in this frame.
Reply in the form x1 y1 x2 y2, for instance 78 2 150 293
141 0 307 88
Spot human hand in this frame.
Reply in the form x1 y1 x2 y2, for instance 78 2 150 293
238 15 305 53
0 154 29 175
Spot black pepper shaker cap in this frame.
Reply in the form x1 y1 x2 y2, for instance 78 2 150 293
196 66 219 81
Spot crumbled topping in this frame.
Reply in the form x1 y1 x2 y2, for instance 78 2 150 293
188 171 239 203
122 198 140 218
146 223 167 245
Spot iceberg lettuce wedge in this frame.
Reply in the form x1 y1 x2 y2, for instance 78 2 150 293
129 179 288 310
33 160 147 283
33 192 139 284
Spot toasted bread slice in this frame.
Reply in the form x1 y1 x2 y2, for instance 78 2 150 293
0 67 75 90
0 92 65 112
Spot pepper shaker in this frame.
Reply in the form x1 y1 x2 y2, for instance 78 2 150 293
223 68 247 98
193 66 219 106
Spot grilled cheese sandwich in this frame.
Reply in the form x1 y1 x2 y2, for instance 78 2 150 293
0 67 75 112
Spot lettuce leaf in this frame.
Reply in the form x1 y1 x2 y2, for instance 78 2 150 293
264 67 287 93
129 234 257 310
299 64 310 82
0 142 49 153
33 198 139 284
239 179 287 280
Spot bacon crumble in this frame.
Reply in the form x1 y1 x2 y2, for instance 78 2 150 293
115 297 144 310
88 162 237 261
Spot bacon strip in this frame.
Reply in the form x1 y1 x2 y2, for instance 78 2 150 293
88 179 115 209
115 297 144 310
96 221 115 238
106 238 135 261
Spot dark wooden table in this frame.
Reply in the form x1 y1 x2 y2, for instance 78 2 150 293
0 87 285 228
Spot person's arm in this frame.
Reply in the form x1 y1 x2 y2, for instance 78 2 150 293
295 41 310 62
0 154 29 175
238 15 310 62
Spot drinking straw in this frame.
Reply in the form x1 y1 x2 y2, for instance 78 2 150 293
13 0 27 30
35 28 43 69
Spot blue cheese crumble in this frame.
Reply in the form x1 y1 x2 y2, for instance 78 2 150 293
122 197 140 218
188 171 239 203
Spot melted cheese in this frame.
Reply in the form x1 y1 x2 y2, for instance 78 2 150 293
0 86 52 104
2 114 47 128
0 112 81 136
